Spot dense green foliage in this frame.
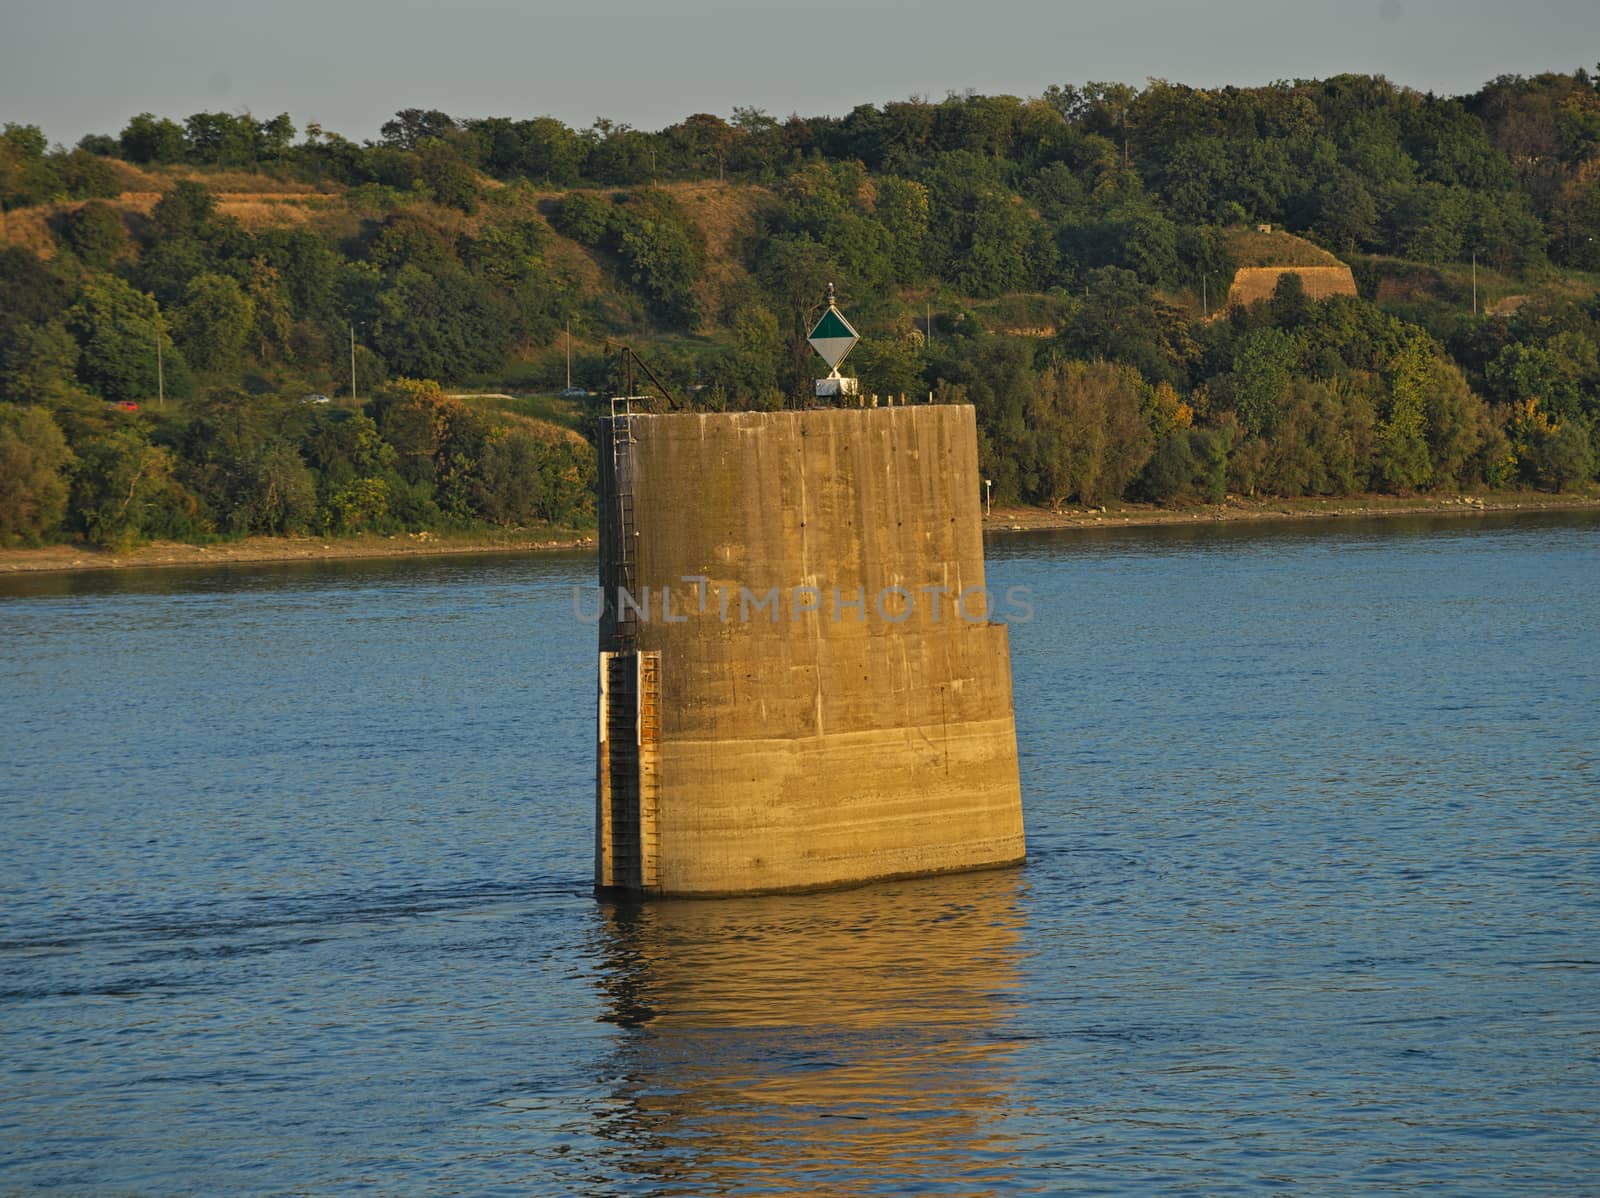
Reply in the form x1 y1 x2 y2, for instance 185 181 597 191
2 68 1599 547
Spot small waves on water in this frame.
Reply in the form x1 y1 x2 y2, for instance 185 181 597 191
2 519 1598 1195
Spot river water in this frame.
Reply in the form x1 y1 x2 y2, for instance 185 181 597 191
2 513 1596 1196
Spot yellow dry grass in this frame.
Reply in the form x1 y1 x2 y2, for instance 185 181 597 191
0 187 345 253
1228 265 1358 307
476 407 590 448
117 165 329 195
544 236 607 294
661 180 773 329
0 205 60 257
1223 226 1342 268
216 198 331 230
664 181 770 262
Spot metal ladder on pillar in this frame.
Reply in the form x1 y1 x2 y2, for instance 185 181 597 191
610 397 639 649
597 397 659 893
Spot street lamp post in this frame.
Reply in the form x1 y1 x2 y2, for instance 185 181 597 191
984 478 992 517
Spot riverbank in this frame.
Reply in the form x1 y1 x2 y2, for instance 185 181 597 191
982 489 1600 533
0 528 596 574
2 490 1597 574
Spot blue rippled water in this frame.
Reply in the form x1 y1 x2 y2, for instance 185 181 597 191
1 512 1596 1195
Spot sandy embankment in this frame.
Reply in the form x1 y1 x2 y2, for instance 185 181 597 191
980 491 1600 533
0 530 596 575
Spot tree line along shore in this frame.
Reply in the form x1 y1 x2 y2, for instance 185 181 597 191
2 69 1598 552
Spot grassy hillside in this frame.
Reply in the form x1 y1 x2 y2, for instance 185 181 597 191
3 74 1599 551
1222 227 1344 269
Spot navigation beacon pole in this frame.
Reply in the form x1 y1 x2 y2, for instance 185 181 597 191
809 283 860 404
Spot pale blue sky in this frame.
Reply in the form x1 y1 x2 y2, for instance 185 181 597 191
2 0 1595 147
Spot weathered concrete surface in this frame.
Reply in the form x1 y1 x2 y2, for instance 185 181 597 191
600 404 1025 896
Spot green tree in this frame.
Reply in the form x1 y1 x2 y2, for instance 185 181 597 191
475 426 547 525
1530 418 1595 490
668 113 737 179
1027 360 1153 505
258 113 295 161
239 442 319 533
1484 332 1599 421
875 176 933 280
66 275 182 401
756 235 843 400
255 228 341 322
553 191 612 244
505 116 589 183
184 111 259 166
130 236 211 308
119 113 187 163
1390 183 1468 263
704 299 780 404
587 121 660 185
1375 338 1434 491
0 405 74 544
1422 359 1492 487
852 330 926 399
58 201 127 268
770 163 893 300
1315 169 1379 252
172 273 255 373
51 149 119 201
608 189 706 326
1549 162 1600 269
420 144 479 213
1269 271 1314 330
326 476 390 530
1 247 79 400
372 266 510 380
367 211 459 274
367 380 485 517
1137 425 1230 505
243 259 293 361
463 219 572 343
149 180 218 241
380 108 457 149
1055 266 1195 387
952 191 1035 296
0 123 61 209
1 320 78 402
299 408 396 490
1230 326 1295 435
69 427 177 549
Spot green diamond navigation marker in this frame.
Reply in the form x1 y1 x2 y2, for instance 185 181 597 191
808 305 859 372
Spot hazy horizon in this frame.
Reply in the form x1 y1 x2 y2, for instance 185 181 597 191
2 0 1595 149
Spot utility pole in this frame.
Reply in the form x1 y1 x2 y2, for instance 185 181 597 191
155 321 164 409
1472 250 1478 317
1202 273 1208 320
926 301 932 347
350 324 357 402
566 321 572 390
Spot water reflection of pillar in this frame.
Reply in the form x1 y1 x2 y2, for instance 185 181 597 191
591 869 1028 1195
